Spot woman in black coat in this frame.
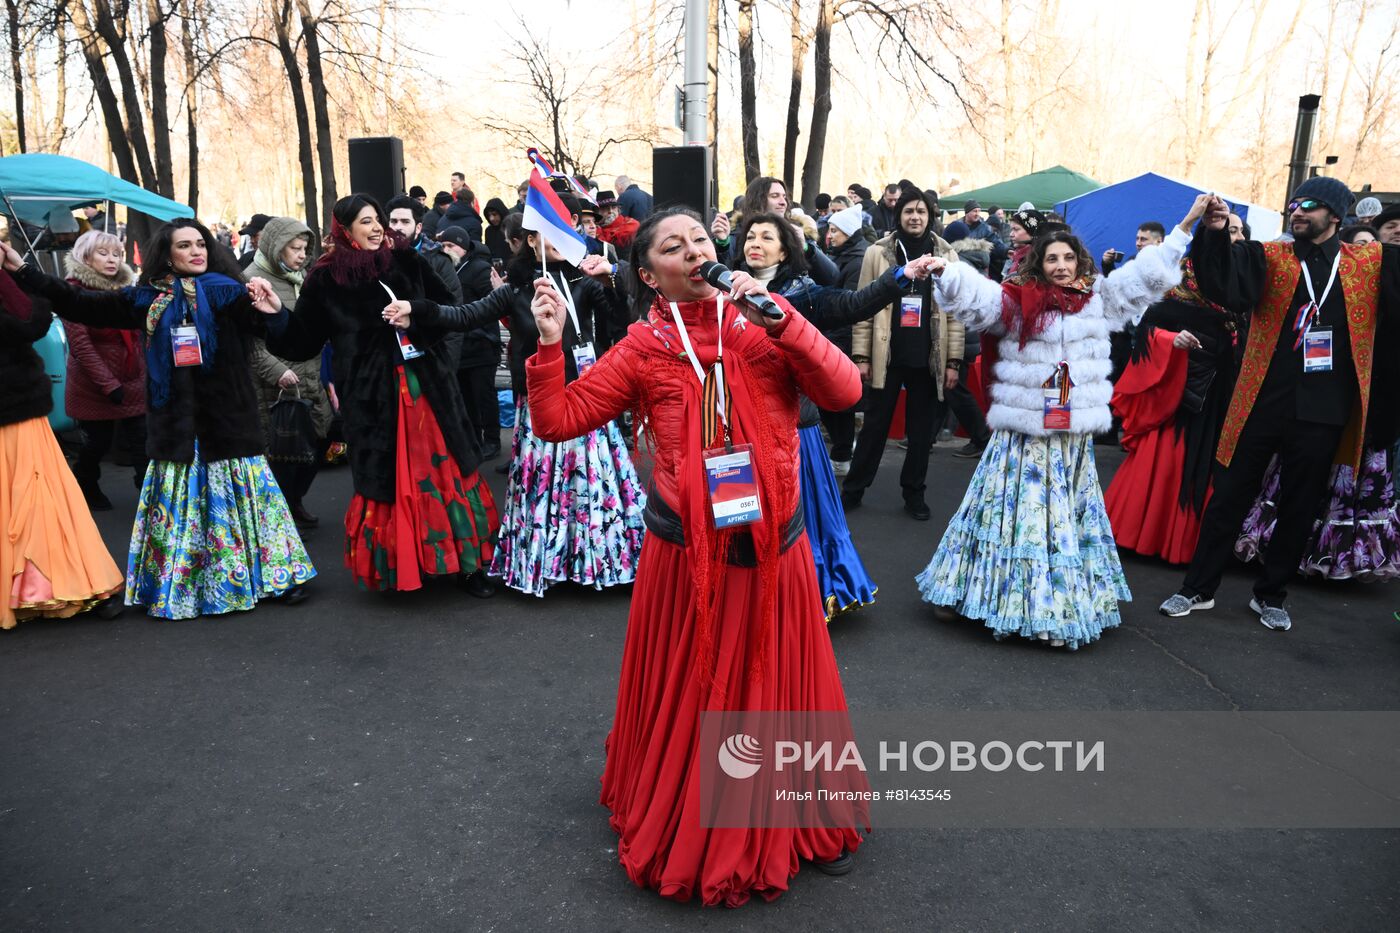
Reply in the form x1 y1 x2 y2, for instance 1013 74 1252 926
265 194 498 597
385 230 644 598
2 221 314 619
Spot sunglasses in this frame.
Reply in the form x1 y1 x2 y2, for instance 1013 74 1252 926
1287 199 1325 213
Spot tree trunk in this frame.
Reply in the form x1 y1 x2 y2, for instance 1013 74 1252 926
179 0 198 213
737 0 759 182
48 12 68 149
5 0 24 152
781 0 810 193
91 0 159 189
798 0 832 209
68 0 139 183
298 0 338 224
275 1 320 239
145 0 174 198
1181 0 1205 176
707 0 719 203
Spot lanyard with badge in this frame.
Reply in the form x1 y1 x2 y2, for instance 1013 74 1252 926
380 280 424 360
896 241 923 328
670 295 762 529
1293 248 1341 373
549 271 597 375
170 286 204 367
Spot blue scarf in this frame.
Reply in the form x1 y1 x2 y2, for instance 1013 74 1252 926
129 272 246 408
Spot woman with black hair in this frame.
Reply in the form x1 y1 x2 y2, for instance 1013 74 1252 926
519 207 868 904
2 221 314 619
731 211 931 619
264 194 498 597
709 176 841 285
914 199 1205 648
384 221 645 598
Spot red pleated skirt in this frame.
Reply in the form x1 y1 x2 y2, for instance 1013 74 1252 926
601 531 863 907
345 369 499 591
1104 424 1210 565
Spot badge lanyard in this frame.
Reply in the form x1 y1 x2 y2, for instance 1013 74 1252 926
548 270 583 342
381 280 424 360
669 294 730 448
1292 248 1342 351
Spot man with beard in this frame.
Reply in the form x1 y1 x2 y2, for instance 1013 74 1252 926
1161 178 1400 631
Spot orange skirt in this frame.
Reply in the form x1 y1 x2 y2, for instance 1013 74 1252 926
2 416 123 630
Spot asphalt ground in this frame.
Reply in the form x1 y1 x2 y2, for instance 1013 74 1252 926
3 437 1398 932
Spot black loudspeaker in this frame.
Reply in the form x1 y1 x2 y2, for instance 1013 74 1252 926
348 136 405 206
652 145 713 218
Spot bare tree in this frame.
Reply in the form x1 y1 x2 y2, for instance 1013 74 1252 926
781 0 810 193
178 0 199 211
4 0 26 152
272 0 319 237
737 0 760 182
296 0 337 220
797 0 833 207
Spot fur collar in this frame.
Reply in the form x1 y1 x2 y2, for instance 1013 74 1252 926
65 255 136 291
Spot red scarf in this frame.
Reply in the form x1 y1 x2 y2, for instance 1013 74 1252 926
999 275 1096 349
313 216 402 287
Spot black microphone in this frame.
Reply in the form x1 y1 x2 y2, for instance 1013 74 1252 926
699 260 785 319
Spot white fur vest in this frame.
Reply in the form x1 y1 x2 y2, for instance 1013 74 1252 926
932 226 1189 436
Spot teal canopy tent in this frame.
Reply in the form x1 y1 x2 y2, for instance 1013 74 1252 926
950 165 1103 211
0 153 193 226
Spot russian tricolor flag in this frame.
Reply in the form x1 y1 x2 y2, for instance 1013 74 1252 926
523 149 588 267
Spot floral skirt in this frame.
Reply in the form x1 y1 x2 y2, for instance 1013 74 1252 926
127 441 315 619
1234 447 1400 581
345 369 499 592
2 416 124 630
490 398 646 597
798 423 876 620
916 430 1130 649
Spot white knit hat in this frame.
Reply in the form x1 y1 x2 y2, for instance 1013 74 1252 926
828 205 864 237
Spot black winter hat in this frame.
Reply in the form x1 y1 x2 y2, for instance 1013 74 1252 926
435 226 474 250
1370 204 1400 231
409 185 427 199
1291 176 1354 221
434 191 453 207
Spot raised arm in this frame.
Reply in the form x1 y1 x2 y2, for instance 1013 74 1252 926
10 263 145 329
525 338 638 441
0 268 54 342
930 261 1007 335
766 300 861 412
405 285 516 334
794 269 904 332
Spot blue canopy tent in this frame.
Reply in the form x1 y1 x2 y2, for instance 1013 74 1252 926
1055 172 1283 264
0 154 192 432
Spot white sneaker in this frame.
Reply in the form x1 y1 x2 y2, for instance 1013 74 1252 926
1159 592 1215 617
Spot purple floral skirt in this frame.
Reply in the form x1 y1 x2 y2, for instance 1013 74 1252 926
1235 446 1400 581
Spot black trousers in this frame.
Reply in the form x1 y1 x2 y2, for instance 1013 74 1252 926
820 407 856 461
945 364 990 446
457 365 500 451
269 437 329 506
75 416 147 490
1182 405 1342 604
843 365 945 501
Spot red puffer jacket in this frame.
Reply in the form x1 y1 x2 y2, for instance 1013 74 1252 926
526 293 860 522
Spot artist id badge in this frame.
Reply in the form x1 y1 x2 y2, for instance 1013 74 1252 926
1043 390 1072 432
1303 328 1333 373
899 295 923 328
395 330 424 361
704 444 762 529
171 325 203 367
572 341 597 375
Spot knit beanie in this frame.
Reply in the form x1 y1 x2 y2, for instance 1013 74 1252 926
1291 177 1354 221
828 206 864 238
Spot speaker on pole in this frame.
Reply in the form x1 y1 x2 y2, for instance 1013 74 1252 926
652 145 713 218
347 136 406 206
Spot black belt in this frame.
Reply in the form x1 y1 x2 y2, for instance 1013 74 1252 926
643 488 805 568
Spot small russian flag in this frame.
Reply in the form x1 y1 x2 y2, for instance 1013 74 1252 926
523 149 587 267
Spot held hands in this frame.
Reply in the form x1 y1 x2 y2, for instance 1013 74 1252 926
902 254 941 281
1172 330 1202 350
278 369 300 389
1 240 25 272
531 276 566 344
726 270 784 329
578 254 612 282
1180 193 1218 233
382 299 412 330
246 277 282 314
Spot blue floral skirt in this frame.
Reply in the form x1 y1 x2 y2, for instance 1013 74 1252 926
489 399 647 597
916 430 1129 649
127 441 316 619
798 424 876 620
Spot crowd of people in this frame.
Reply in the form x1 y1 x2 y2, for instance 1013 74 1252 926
2 162 1398 907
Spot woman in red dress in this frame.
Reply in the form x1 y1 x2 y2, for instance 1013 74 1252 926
524 209 866 905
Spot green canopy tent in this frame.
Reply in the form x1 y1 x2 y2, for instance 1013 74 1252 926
948 165 1103 211
0 152 193 236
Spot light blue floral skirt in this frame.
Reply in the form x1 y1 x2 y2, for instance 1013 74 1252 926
489 398 647 597
916 430 1129 649
127 441 316 620
798 424 876 620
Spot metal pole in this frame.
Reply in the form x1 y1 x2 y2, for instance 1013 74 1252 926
683 0 709 146
1285 93 1321 207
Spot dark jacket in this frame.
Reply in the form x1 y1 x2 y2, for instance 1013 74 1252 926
617 186 653 221
442 201 483 242
828 237 870 291
420 206 449 240
453 240 501 369
15 264 270 463
266 249 480 502
410 254 627 400
869 201 900 236
0 270 54 429
482 198 513 264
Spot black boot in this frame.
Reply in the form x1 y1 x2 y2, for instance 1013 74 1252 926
80 480 113 512
458 569 497 598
